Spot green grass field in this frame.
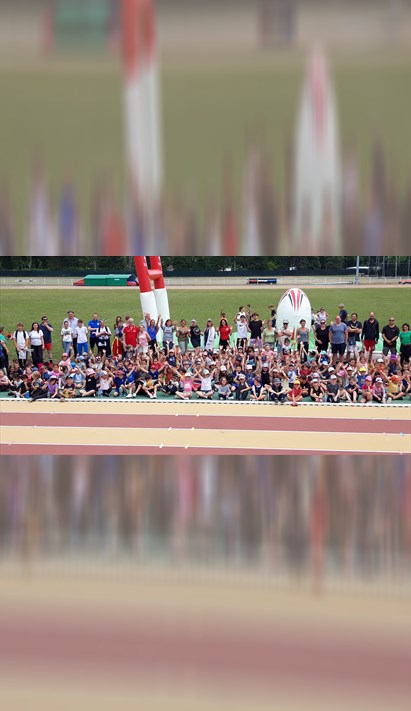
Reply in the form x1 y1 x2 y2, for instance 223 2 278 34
1 49 411 243
1 286 409 361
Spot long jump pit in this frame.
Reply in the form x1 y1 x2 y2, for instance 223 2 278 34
1 399 410 455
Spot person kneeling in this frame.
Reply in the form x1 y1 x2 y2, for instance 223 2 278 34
287 379 303 406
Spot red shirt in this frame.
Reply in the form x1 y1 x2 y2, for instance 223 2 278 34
123 324 138 347
219 325 232 341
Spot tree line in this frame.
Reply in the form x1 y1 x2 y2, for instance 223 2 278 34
0 256 409 273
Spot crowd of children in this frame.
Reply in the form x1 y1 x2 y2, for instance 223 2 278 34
0 304 410 406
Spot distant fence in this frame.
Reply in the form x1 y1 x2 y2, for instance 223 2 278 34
0 275 405 287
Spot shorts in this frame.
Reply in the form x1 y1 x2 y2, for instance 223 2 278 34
363 340 376 352
43 342 52 351
331 343 346 356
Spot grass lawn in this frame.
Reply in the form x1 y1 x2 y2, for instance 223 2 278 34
1 286 409 361
1 50 411 244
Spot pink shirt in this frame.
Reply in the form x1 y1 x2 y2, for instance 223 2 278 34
138 331 149 347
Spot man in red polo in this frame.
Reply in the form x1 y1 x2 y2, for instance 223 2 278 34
123 317 138 355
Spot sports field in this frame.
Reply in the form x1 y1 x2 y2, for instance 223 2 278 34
1 285 409 361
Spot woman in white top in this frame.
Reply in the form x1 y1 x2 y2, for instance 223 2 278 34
96 320 112 357
203 320 217 353
61 320 73 355
29 322 44 366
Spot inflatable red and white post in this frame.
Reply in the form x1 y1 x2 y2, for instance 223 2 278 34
134 256 170 322
121 0 162 246
293 47 341 253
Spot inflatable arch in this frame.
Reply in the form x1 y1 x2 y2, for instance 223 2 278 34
134 256 170 322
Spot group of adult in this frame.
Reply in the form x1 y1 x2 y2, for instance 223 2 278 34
0 302 410 405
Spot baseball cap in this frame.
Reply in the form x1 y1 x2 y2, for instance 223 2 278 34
62 353 69 358
49 375 57 380
86 368 94 375
246 364 252 370
203 369 209 375
184 372 191 377
366 376 372 381
390 354 397 361
294 379 300 385
311 377 319 383
239 373 246 379
283 320 289 324
359 366 366 372
262 363 269 368
330 374 337 379
220 365 227 371
328 366 335 372
377 357 384 363
376 377 383 382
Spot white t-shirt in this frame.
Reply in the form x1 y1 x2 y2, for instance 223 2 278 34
76 326 88 344
29 330 43 346
237 322 249 339
201 375 213 391
14 331 28 350
61 327 72 343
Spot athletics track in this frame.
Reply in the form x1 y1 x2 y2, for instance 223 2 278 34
1 399 410 455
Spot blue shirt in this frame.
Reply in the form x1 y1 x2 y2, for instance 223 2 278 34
330 322 347 345
88 320 100 337
40 322 53 344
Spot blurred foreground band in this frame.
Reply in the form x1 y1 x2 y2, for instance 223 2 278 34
0 1 410 255
1 455 411 711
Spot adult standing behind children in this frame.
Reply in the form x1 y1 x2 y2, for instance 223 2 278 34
87 313 101 353
63 311 78 357
362 312 380 364
29 322 44 367
39 316 54 362
381 317 399 356
329 315 348 366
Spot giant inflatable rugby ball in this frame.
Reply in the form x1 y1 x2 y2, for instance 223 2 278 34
276 288 312 334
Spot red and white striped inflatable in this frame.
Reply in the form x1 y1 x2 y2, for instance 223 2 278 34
134 256 170 321
276 288 312 334
121 0 162 249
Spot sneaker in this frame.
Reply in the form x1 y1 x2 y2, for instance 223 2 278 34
153 393 157 399
126 393 133 399
387 397 392 403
